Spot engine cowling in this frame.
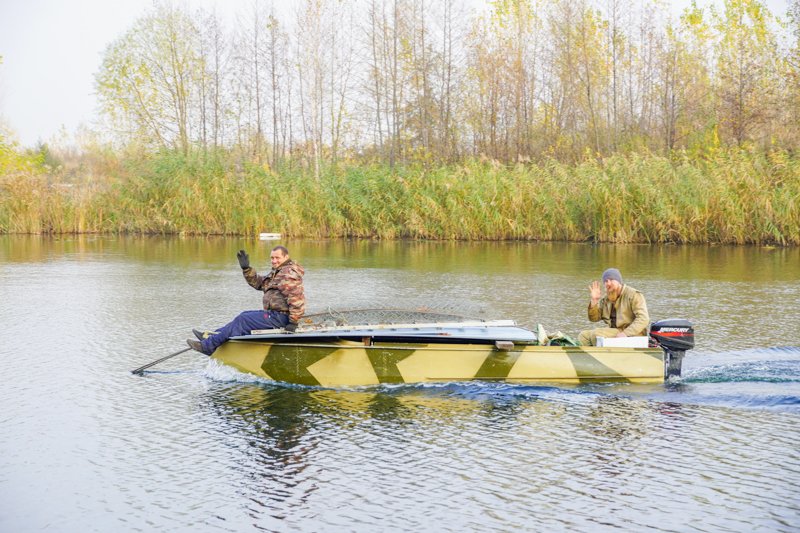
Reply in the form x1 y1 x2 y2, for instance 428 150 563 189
650 319 694 351
649 319 694 378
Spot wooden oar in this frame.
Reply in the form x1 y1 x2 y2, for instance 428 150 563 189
130 347 192 375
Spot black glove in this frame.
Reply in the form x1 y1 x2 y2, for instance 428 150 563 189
236 249 250 270
284 322 297 333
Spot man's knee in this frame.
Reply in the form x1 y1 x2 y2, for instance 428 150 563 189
229 311 258 334
578 330 594 346
235 310 256 321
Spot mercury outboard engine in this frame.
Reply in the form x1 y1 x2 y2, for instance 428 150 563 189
649 319 695 378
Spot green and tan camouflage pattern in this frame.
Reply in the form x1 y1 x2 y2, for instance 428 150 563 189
212 340 666 386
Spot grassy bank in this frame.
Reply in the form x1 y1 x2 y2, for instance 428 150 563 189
1 149 798 244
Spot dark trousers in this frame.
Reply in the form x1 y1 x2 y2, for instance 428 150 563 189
201 310 289 354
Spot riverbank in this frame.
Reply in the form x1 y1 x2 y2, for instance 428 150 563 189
1 149 798 244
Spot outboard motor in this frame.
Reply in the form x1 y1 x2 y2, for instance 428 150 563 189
649 319 695 378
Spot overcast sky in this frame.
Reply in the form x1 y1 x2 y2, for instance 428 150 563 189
0 0 791 148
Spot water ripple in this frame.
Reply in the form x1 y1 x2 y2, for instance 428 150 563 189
3 241 800 532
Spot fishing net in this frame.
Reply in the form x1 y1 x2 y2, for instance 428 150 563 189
299 308 484 328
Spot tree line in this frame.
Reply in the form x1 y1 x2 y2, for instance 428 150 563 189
94 0 800 171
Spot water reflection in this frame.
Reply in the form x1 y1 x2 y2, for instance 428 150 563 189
4 235 798 349
192 377 800 532
199 384 321 517
3 235 798 282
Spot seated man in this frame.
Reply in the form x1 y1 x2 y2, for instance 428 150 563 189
578 268 649 346
187 245 305 355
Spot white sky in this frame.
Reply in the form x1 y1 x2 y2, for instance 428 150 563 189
0 0 792 148
0 0 243 147
0 0 149 146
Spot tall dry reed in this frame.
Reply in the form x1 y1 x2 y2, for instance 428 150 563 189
1 149 797 244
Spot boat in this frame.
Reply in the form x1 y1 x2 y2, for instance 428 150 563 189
207 309 695 387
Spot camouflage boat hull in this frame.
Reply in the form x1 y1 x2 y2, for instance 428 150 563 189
212 339 667 387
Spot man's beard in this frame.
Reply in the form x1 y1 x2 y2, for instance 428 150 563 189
607 287 621 302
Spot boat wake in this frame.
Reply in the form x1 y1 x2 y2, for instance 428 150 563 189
203 359 268 384
200 347 800 412
682 346 800 383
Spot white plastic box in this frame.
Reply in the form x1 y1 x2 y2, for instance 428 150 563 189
596 336 649 348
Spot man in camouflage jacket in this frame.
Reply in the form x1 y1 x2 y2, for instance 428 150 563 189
187 246 305 355
578 268 649 346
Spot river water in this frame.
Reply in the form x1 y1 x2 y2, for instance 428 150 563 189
1 236 798 532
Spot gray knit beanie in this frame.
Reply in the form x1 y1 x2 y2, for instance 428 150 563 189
602 268 623 284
